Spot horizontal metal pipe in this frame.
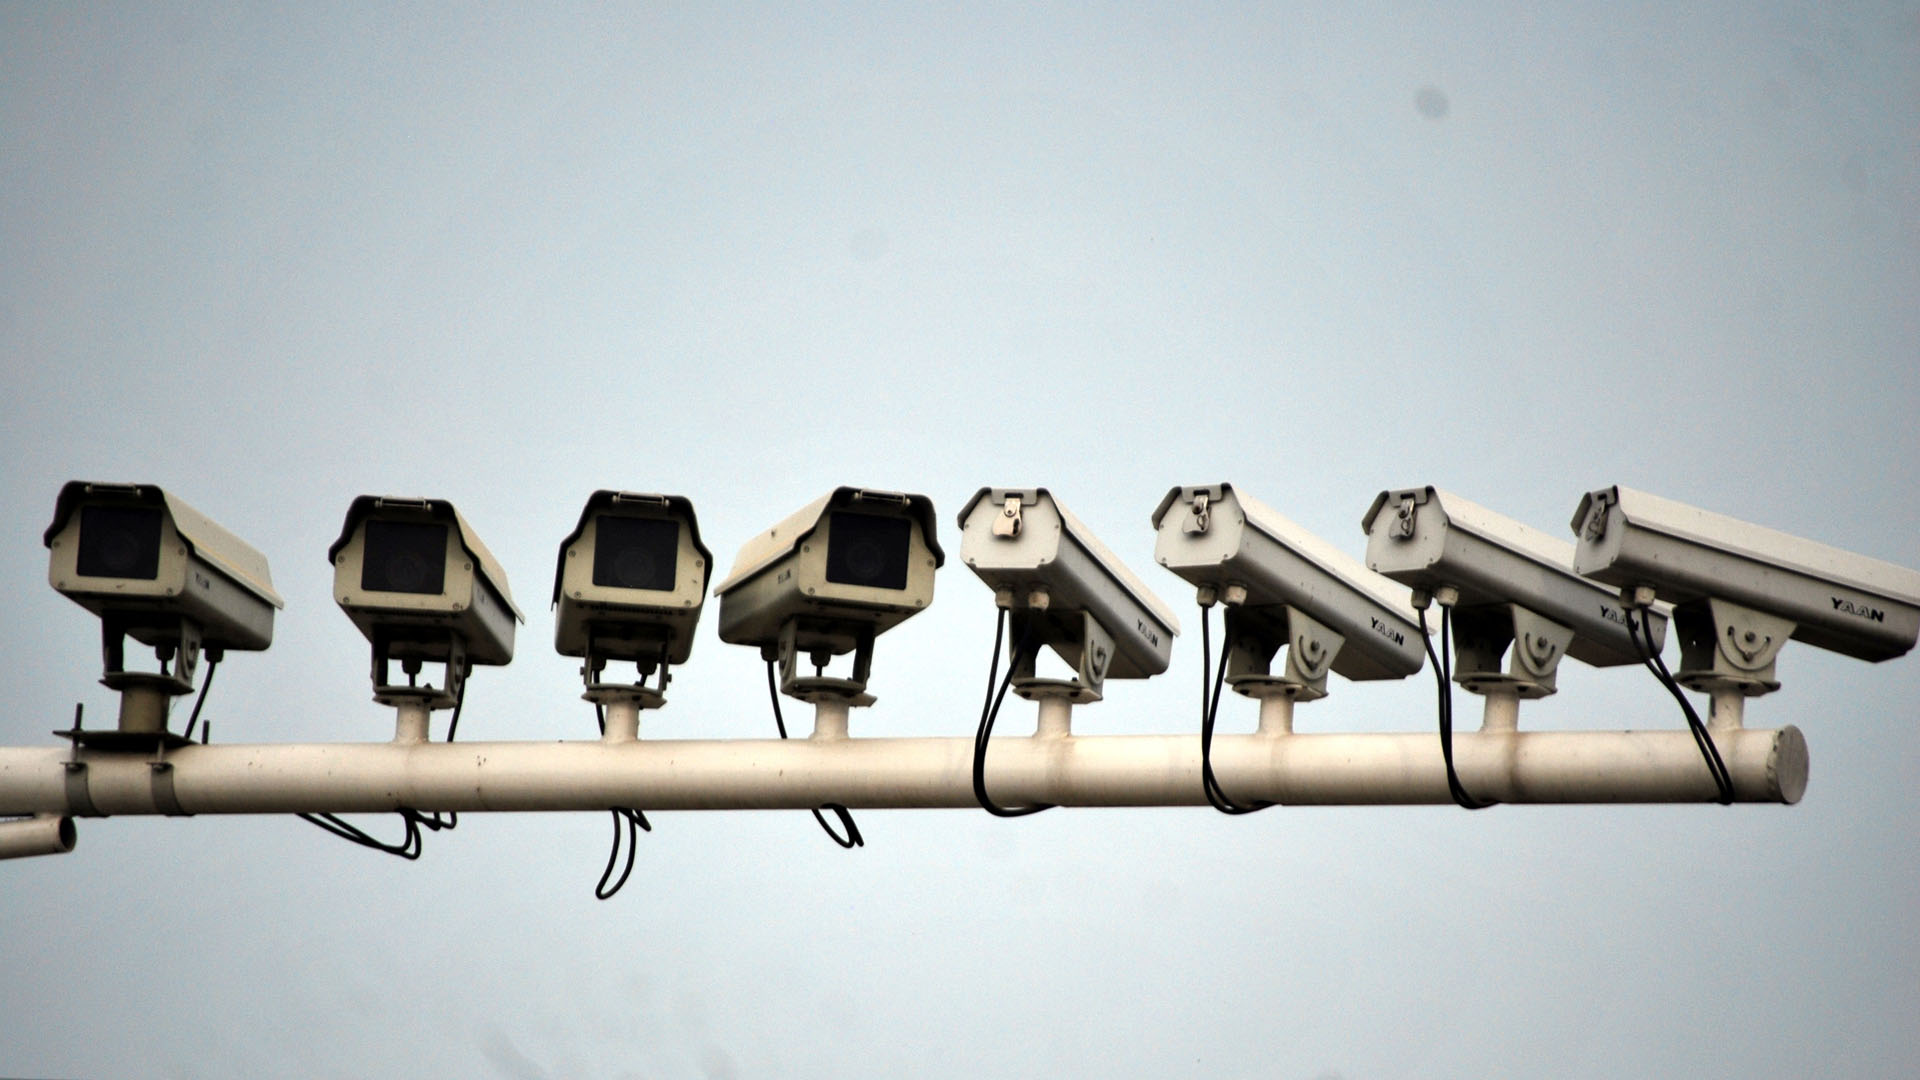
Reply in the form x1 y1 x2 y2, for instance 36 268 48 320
0 814 77 860
0 726 1806 816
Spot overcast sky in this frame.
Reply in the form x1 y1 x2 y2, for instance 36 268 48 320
3 4 1917 1078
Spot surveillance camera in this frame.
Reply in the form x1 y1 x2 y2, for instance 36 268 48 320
45 482 283 735
329 495 522 705
1572 486 1920 686
715 487 943 700
552 491 713 687
1363 486 1666 695
957 487 1178 698
1153 484 1423 698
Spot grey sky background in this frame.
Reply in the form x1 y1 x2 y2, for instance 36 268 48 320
3 3 1917 1077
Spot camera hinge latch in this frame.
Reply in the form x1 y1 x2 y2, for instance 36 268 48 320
992 494 1023 539
1184 491 1211 535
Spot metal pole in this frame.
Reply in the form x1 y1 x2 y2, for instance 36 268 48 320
0 725 1807 817
0 814 75 859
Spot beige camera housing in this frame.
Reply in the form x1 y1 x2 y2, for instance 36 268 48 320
716 487 942 697
47 481 282 658
329 496 521 675
552 491 712 670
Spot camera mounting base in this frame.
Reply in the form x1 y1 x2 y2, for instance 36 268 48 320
583 685 667 710
1448 603 1574 700
369 631 467 711
1007 609 1113 703
1672 596 1791 697
785 681 877 708
1222 604 1343 703
774 619 877 702
1012 677 1101 706
100 615 201 697
55 688 197 752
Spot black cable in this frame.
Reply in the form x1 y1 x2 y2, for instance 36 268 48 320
1418 605 1492 810
404 807 458 832
595 807 653 900
589 702 656 898
445 672 467 742
765 661 864 848
297 810 423 859
296 678 464 856
179 655 220 744
1198 607 1272 814
972 610 1054 817
1627 608 1735 804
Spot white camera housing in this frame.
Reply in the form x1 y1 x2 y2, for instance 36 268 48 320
552 491 712 674
1364 486 1667 697
715 487 942 698
330 496 522 704
1153 483 1423 698
958 487 1178 698
47 481 282 654
46 481 283 706
1573 486 1920 679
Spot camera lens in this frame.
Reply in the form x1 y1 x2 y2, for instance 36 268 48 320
826 512 911 590
362 520 448 595
77 505 163 580
592 516 679 592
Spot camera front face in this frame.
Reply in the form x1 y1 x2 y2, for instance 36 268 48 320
360 519 449 595
591 515 680 593
554 506 708 664
714 488 942 653
825 511 912 591
329 497 519 670
805 509 934 612
76 504 165 581
333 514 467 615
48 484 282 656
50 498 184 602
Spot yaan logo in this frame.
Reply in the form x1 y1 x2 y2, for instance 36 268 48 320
1368 616 1405 647
1832 596 1887 624
1135 618 1161 649
1597 602 1629 627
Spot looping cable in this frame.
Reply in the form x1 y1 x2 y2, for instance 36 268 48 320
297 810 424 860
297 679 466 857
595 807 651 900
972 608 1054 817
1198 606 1271 814
765 661 866 847
1626 608 1735 804
1418 605 1493 810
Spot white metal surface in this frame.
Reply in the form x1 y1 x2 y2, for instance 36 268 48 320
1573 485 1920 662
551 491 712 666
330 495 523 668
1363 485 1665 667
46 481 283 652
45 481 283 609
1152 483 1425 681
715 487 945 595
0 723 1806 817
0 814 76 860
714 487 944 652
958 487 1179 680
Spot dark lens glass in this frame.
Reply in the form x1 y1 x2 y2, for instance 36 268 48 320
77 505 163 580
361 520 448 595
591 516 679 592
825 512 911 591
